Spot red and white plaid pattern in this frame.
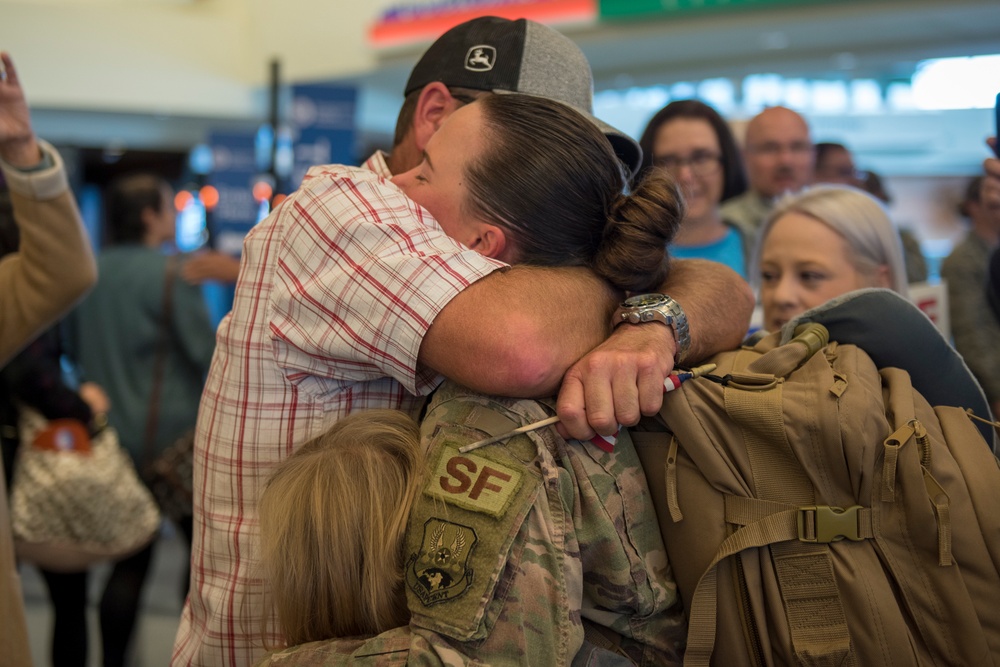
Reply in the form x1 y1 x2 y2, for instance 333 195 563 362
171 154 504 666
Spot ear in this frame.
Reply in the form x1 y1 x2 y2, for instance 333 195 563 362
872 263 893 289
466 224 508 260
139 204 159 233
412 82 461 152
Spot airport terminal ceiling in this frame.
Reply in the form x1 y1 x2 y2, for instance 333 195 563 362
18 0 1000 172
357 0 1000 104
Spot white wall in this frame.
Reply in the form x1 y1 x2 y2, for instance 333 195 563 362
0 0 395 118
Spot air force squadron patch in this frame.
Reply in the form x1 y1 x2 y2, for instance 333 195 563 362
425 444 523 517
404 420 541 630
406 519 478 606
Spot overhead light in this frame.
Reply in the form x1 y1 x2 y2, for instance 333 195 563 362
912 54 1000 110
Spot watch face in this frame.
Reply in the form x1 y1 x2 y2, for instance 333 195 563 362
625 293 671 308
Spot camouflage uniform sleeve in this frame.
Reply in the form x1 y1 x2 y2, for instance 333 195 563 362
564 428 686 666
251 627 411 666
403 382 585 666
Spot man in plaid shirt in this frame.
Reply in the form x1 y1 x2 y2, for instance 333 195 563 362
172 17 753 667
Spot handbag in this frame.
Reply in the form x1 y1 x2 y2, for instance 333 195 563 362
142 255 195 523
144 429 194 523
10 407 162 573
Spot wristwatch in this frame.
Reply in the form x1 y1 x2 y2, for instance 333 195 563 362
612 293 691 363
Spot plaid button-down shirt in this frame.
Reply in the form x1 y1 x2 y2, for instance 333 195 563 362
171 153 503 666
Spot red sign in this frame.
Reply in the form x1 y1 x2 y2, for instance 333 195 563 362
369 0 596 47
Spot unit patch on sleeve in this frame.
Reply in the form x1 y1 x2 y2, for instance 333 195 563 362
405 421 542 634
406 518 478 607
425 444 523 517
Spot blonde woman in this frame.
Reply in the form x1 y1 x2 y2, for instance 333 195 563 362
753 184 908 333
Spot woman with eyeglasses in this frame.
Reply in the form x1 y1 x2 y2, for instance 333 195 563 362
638 100 749 277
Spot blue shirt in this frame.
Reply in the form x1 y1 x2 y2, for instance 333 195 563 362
670 226 747 278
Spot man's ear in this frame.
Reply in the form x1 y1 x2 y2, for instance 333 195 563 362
412 82 460 152
467 224 508 260
139 205 159 234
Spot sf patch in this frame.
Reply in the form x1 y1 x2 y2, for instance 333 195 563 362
406 518 478 606
425 444 523 517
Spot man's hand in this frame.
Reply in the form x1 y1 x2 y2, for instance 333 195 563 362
181 250 241 285
556 322 675 440
0 52 41 168
79 381 111 415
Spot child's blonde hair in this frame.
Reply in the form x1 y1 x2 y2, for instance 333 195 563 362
258 409 424 645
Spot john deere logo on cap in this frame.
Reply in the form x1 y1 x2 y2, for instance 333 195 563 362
465 46 495 72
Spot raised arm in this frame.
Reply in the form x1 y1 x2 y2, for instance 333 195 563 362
0 52 97 365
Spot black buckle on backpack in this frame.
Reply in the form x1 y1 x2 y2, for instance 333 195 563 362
798 505 864 543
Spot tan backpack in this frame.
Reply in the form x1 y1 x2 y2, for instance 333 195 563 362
633 323 1000 666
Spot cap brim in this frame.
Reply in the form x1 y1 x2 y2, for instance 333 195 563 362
491 89 642 177
592 116 642 178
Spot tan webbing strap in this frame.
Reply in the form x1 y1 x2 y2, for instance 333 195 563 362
880 369 954 564
881 422 915 503
665 436 682 523
772 541 856 667
686 496 874 666
685 508 824 667
724 497 874 545
922 467 954 566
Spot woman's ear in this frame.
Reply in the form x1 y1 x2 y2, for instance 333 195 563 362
873 263 893 288
412 82 462 153
467 224 508 260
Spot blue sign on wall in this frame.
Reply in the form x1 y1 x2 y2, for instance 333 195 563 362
290 84 358 188
207 130 259 256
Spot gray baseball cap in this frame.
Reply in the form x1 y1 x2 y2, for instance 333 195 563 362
405 16 642 176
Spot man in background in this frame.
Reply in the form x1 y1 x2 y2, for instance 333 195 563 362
942 175 1000 418
721 106 814 236
814 141 862 186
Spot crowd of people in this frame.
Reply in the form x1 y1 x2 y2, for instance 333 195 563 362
1 10 999 667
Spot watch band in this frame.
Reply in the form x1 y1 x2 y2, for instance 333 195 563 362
612 293 692 363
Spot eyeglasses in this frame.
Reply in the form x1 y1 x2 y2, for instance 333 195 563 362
747 141 814 158
652 151 723 177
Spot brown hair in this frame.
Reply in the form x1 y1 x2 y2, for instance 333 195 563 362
467 93 684 292
637 99 747 203
104 172 170 246
257 410 425 646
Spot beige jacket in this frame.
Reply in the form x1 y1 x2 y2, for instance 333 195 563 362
0 140 97 667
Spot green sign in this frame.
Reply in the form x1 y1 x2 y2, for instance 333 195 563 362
599 0 832 20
